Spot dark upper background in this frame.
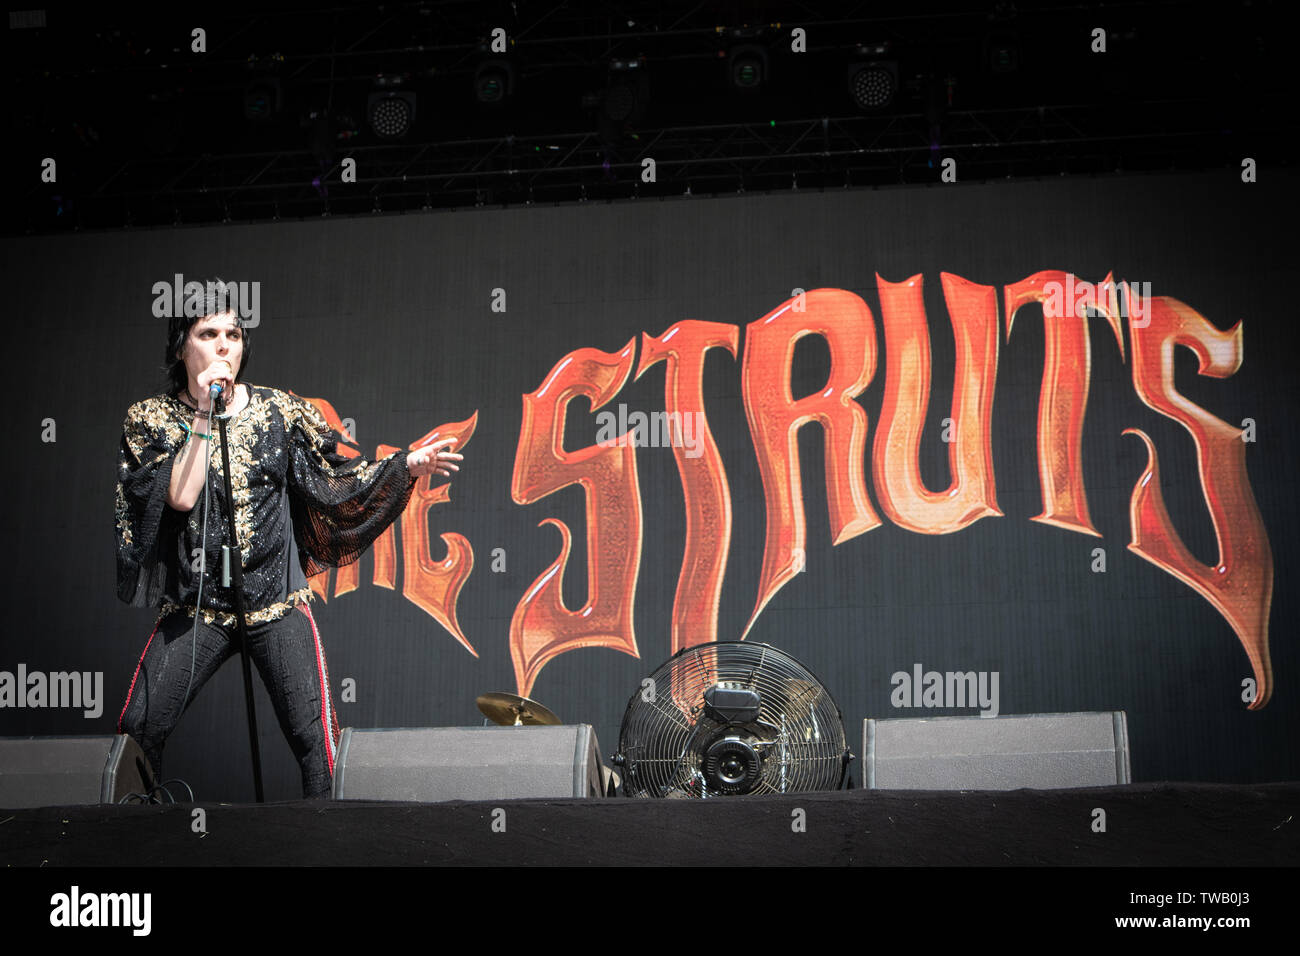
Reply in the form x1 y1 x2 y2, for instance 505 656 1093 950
2 1 1296 801
7 0 1290 232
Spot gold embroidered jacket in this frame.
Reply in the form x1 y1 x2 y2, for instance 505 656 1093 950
115 384 416 624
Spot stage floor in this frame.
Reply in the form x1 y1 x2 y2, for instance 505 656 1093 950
1 781 1295 866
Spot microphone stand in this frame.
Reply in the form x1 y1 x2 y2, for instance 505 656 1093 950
212 387 266 803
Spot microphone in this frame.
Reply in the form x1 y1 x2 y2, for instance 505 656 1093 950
208 362 232 404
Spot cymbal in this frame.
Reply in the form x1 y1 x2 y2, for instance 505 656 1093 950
476 692 561 726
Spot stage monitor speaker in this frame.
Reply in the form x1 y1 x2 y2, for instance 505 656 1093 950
863 711 1131 790
0 735 155 807
333 725 605 802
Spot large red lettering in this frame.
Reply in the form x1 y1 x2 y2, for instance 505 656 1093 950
636 321 739 654
1125 289 1274 708
872 273 1002 534
741 289 879 637
510 341 642 696
402 414 478 657
1005 271 1125 537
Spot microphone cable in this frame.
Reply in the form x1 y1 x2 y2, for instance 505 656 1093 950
180 384 228 715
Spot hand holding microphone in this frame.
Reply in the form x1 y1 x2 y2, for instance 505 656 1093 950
196 360 234 410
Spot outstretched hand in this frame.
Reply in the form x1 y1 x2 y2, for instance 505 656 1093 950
407 437 463 478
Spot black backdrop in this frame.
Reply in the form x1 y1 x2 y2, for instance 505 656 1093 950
2 169 1296 802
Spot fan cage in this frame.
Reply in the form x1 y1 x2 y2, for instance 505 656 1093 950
617 641 849 798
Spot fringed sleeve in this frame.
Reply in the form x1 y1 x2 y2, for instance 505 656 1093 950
285 396 417 577
115 400 185 607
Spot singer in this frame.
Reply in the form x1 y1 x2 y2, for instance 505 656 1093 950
114 280 462 798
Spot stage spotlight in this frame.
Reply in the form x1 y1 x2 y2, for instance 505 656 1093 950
475 59 515 105
847 43 897 111
244 54 285 123
369 95 413 138
244 77 282 122
985 0 1020 75
729 43 768 92
367 75 415 140
602 58 648 122
985 31 1019 74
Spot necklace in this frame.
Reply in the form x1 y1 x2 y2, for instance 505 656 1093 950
179 384 247 415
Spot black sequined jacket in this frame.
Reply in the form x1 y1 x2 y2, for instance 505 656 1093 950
115 384 416 625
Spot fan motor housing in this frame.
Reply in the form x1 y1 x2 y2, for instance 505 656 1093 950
703 684 761 723
703 734 763 794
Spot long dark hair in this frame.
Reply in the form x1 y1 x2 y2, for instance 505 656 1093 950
163 276 253 396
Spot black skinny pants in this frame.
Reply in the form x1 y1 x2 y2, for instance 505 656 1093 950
117 603 341 799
